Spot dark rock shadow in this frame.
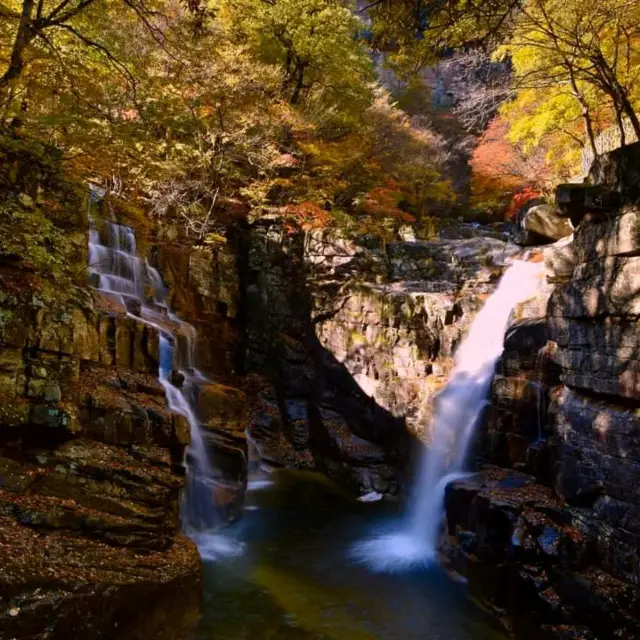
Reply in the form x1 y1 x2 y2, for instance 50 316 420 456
236 221 419 496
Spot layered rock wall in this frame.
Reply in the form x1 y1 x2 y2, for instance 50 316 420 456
0 173 246 637
445 147 640 639
547 203 640 598
0 277 203 639
244 221 519 495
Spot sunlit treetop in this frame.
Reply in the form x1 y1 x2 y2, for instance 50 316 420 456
212 0 375 111
363 0 520 75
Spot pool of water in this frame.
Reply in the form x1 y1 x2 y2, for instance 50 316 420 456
194 469 506 640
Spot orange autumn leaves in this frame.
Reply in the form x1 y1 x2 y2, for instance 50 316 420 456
283 181 415 233
470 117 547 219
361 183 416 223
284 202 332 231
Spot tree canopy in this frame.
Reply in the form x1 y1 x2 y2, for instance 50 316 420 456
366 0 640 184
1 0 639 234
1 0 458 239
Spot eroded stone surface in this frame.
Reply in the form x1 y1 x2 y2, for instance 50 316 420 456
445 469 640 640
0 518 201 640
244 221 530 495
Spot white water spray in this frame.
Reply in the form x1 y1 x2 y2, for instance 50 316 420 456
352 260 543 572
88 207 242 559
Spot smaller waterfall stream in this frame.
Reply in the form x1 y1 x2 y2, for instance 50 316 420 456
88 214 241 557
352 260 543 572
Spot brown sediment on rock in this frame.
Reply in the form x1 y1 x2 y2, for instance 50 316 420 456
0 517 201 640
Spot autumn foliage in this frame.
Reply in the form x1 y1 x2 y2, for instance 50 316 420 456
4 0 637 235
0 0 459 238
505 187 542 219
284 202 332 231
469 117 548 219
360 182 416 223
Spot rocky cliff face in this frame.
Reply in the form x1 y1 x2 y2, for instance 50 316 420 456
0 157 247 637
444 145 640 639
0 273 202 639
243 220 520 495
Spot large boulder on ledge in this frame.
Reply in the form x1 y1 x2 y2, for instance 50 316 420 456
516 203 574 246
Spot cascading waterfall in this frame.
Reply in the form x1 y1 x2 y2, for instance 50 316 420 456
88 210 241 557
352 260 543 572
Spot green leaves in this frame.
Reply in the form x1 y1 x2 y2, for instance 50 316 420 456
0 196 77 281
214 0 374 112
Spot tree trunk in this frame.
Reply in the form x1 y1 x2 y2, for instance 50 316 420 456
290 62 307 105
619 94 640 142
607 76 640 143
0 0 36 91
583 108 598 159
615 106 626 147
566 67 598 160
593 54 640 142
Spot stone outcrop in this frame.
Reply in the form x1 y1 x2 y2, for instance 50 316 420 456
556 184 620 225
445 145 640 639
444 468 639 640
243 220 523 495
482 317 560 481
0 279 202 639
243 223 406 495
515 202 574 246
547 193 640 611
548 207 640 400
588 140 640 202
155 241 240 381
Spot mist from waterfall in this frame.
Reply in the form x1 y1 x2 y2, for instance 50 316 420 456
352 260 543 572
88 211 242 559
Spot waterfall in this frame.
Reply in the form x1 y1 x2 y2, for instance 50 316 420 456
352 260 543 572
88 212 241 556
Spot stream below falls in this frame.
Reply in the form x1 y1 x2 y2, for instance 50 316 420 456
194 469 506 640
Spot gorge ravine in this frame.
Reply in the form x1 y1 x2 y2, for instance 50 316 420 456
0 143 639 639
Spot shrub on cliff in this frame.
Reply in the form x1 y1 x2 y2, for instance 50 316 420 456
0 134 86 289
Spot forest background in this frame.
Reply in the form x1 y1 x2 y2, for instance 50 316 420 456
1 0 639 264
